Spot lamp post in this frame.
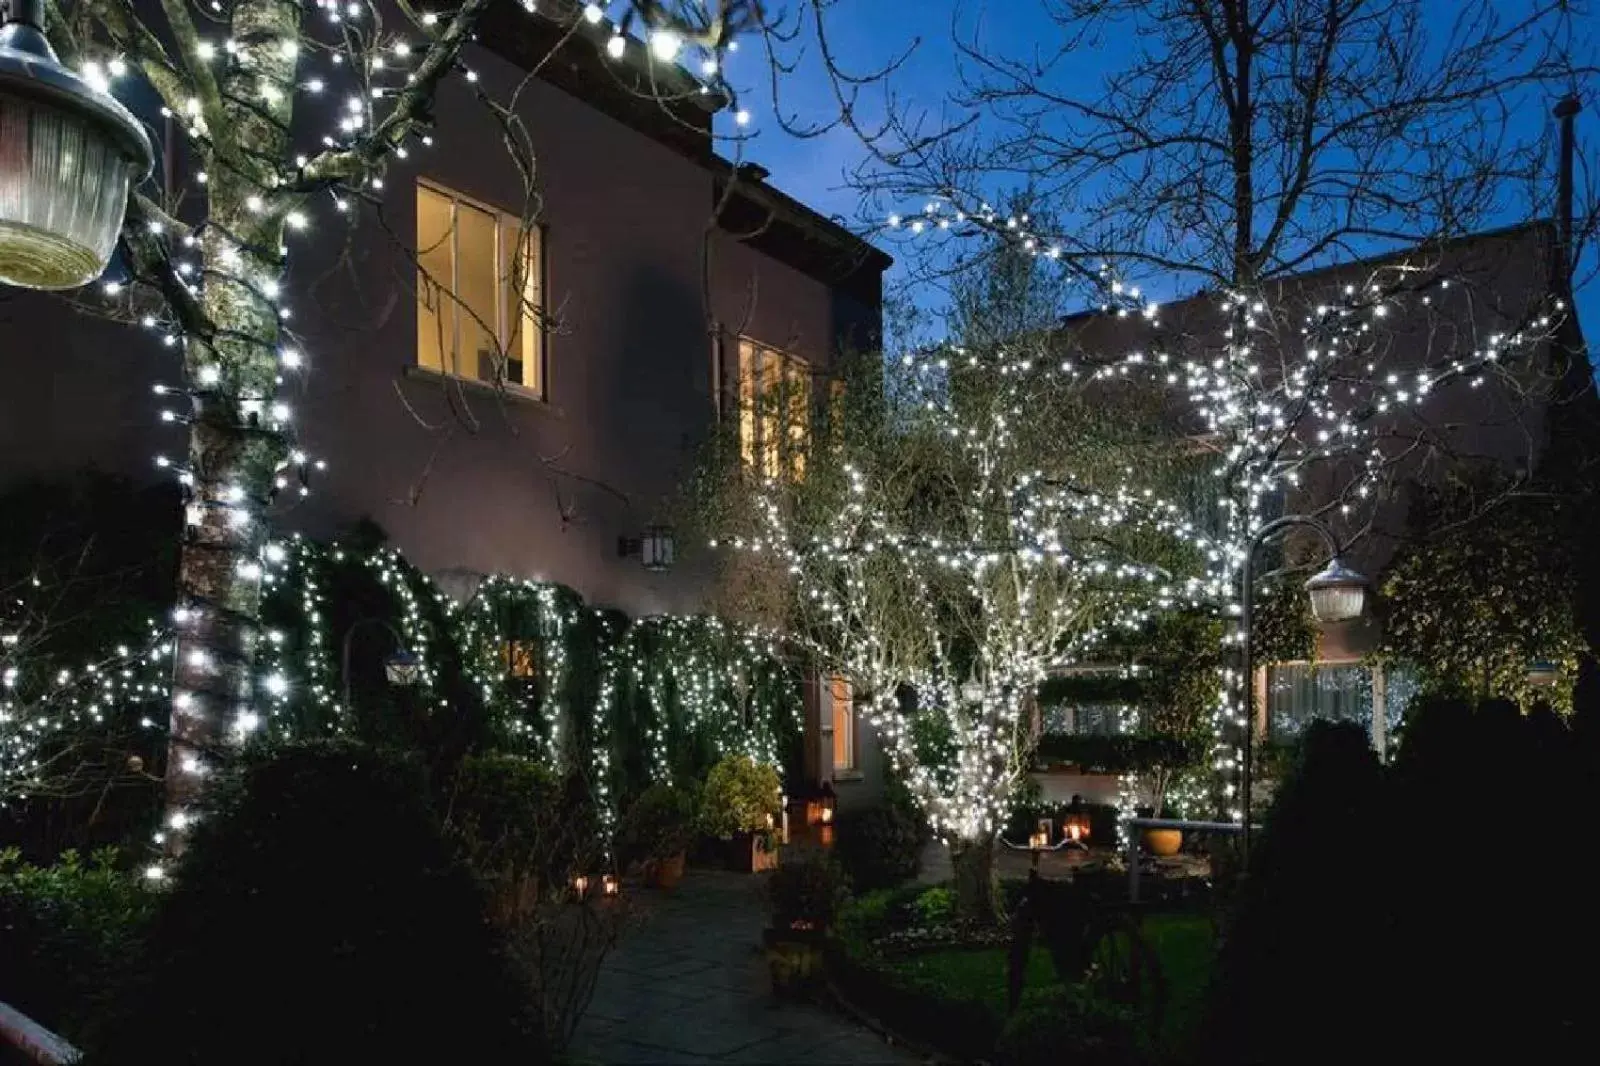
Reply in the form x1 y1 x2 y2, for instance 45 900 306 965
340 618 421 707
1239 515 1369 861
0 0 153 289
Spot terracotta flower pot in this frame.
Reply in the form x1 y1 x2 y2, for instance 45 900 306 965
1143 828 1184 856
645 851 686 889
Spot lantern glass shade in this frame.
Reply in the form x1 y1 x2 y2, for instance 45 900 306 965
384 649 423 687
0 96 136 288
641 525 674 571
960 680 985 705
1304 559 1368 624
0 15 154 290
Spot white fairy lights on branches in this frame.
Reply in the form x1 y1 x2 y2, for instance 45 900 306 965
29 0 774 866
871 198 1571 822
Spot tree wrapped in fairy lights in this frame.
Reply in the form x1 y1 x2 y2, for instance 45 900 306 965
704 241 1209 920
10 0 781 859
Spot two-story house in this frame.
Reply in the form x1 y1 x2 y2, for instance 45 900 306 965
1031 216 1592 809
0 8 889 798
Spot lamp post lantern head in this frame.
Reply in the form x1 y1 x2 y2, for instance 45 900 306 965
960 679 985 705
384 649 423 688
0 0 154 290
1304 558 1369 624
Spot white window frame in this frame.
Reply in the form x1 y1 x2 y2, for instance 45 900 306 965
416 178 545 399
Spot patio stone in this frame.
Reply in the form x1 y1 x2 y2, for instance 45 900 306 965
568 869 927 1065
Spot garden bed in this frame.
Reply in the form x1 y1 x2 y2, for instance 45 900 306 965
828 881 1216 1064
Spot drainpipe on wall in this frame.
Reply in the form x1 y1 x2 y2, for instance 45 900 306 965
1555 95 1581 288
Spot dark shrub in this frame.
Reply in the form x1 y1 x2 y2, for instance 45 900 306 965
1205 720 1388 1065
615 781 698 866
767 851 850 931
443 753 598 924
86 741 540 1065
1388 697 1586 1055
0 849 155 1042
834 796 924 892
995 986 1142 1066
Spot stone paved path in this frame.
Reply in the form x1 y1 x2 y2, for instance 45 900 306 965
571 869 927 1065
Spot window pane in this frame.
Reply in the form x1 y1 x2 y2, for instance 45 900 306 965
502 218 542 395
830 676 854 771
786 357 810 480
829 379 845 450
416 186 454 374
454 200 498 382
758 351 780 478
739 340 758 469
1268 663 1370 739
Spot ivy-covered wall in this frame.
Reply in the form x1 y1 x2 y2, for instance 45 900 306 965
252 537 804 839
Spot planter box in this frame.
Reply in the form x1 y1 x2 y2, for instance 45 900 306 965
725 832 779 873
643 852 686 889
764 926 826 998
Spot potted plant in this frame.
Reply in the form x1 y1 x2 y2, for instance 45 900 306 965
697 754 782 872
617 782 697 890
1135 611 1222 859
763 853 849 997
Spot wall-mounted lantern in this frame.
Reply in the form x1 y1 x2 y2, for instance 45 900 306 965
384 649 423 688
618 523 675 572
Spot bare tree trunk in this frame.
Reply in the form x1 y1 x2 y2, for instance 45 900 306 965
950 835 1000 925
164 0 301 855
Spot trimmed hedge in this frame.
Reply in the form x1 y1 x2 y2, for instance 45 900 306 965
833 798 925 892
1034 733 1205 774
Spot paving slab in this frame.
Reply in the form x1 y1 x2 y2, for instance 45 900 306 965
569 869 926 1065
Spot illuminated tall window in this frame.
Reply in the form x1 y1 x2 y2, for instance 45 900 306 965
829 674 855 774
416 180 544 397
738 338 811 479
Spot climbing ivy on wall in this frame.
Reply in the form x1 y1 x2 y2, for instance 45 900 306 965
250 536 802 840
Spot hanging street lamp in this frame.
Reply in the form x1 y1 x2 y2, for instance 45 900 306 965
1304 559 1369 625
0 0 154 290
1239 515 1369 862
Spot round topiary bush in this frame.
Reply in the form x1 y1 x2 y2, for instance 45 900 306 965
443 753 598 924
834 801 924 891
697 754 780 838
86 740 540 1064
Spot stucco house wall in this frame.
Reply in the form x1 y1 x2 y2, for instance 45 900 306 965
0 28 885 627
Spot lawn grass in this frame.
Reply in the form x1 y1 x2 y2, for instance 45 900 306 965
880 911 1215 1059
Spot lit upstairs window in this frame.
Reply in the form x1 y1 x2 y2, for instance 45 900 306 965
416 180 544 397
738 338 811 480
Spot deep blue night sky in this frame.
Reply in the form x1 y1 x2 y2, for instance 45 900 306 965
716 0 1600 344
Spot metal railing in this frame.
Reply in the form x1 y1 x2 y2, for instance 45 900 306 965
0 1002 79 1065
1125 817 1258 902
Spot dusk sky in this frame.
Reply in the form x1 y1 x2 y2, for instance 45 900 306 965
716 0 1600 342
